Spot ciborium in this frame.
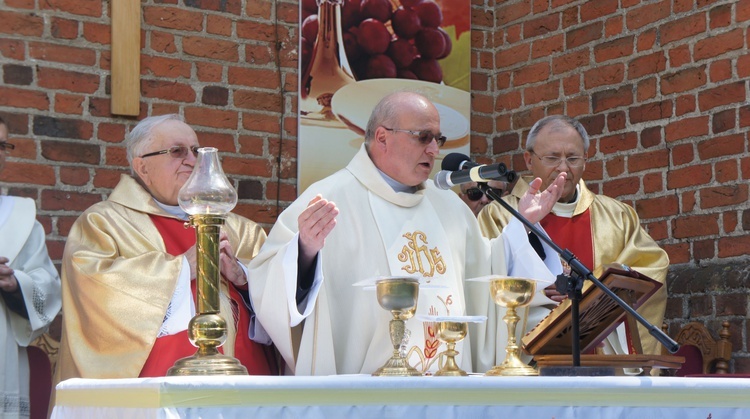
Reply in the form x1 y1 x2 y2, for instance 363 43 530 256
372 277 422 377
486 276 538 376
167 147 247 376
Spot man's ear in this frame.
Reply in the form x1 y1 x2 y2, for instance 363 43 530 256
523 151 533 171
372 126 389 150
132 157 149 185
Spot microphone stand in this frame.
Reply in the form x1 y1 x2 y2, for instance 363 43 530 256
478 184 679 370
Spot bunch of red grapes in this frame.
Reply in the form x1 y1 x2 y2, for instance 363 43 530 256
301 0 452 84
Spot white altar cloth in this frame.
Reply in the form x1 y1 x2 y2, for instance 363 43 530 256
52 374 750 418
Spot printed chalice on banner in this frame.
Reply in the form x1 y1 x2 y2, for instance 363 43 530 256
418 315 487 376
372 277 422 377
486 276 538 376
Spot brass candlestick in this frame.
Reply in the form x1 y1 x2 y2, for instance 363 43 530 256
167 147 247 376
372 277 422 377
486 277 538 376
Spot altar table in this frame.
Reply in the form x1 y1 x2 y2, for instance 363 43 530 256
51 375 750 418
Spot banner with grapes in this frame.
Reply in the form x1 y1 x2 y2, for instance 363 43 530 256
297 0 471 193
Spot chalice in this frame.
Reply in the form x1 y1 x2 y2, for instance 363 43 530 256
418 315 486 376
372 277 422 377
486 276 538 376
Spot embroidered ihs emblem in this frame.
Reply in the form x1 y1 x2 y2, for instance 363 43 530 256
398 230 446 278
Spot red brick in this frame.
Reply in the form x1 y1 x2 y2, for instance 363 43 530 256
561 6 578 28
681 190 696 212
636 195 678 219
142 80 196 102
661 13 707 45
0 11 45 36
599 132 637 154
723 210 738 233
664 243 690 264
141 56 192 78
0 39 26 60
594 36 634 62
607 111 626 132
672 214 719 238
661 66 707 95
627 52 666 80
604 16 623 37
694 29 744 60
54 93 84 115
82 22 111 45
234 90 283 113
637 77 657 101
523 13 560 38
531 34 564 59
497 1 531 25
50 17 78 40
667 164 712 189
513 62 550 86
60 166 90 186
183 37 239 62
668 45 692 69
40 0 102 17
581 0 618 22
625 0 671 30
592 85 633 112
606 155 625 177
643 172 663 193
739 0 750 21
150 31 177 54
207 15 234 37
0 86 50 110
104 147 128 168
228 67 280 90
562 74 580 96
143 7 203 31
671 143 694 166
41 189 103 212
700 185 748 209
566 95 590 117
37 67 100 94
42 140 99 164
675 94 697 116
242 112 281 134
566 22 603 48
697 133 745 160
698 82 746 111
98 123 126 143
629 100 672 124
603 176 640 197
237 20 276 42
628 149 669 173
715 159 739 183
496 43 530 69
584 63 624 88
552 49 589 74
709 4 732 29
718 235 750 258
472 115 493 134
184 107 239 130
693 239 715 261
665 115 709 142
0 162 55 185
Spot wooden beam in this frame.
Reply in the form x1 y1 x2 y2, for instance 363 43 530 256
111 0 141 116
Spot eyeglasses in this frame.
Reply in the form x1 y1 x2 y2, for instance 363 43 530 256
141 145 200 159
383 127 447 147
0 142 15 152
464 188 484 201
530 151 586 167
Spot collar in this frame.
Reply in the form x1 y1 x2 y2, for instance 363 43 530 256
346 144 426 208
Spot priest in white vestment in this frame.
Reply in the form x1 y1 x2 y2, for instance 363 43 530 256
0 116 62 419
248 92 566 375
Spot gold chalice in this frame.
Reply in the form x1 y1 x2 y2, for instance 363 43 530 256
486 277 538 376
435 320 468 376
372 277 422 377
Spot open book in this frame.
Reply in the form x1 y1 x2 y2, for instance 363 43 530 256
522 265 662 356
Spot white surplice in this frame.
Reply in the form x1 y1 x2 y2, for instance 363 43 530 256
0 196 61 418
248 145 553 375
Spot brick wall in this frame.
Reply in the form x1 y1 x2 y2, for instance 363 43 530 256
0 0 748 371
484 0 750 372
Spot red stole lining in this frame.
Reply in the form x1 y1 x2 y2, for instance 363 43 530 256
139 215 278 376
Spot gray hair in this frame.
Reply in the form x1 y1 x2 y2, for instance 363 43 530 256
525 115 590 152
125 114 184 171
364 91 426 151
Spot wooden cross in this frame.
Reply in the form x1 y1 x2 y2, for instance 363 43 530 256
111 0 141 116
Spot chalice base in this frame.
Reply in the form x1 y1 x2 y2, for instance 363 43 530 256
167 352 248 376
435 367 468 377
372 356 422 377
486 357 538 376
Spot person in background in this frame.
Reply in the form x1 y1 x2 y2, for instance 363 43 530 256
53 114 292 390
478 115 669 358
0 115 62 419
458 181 511 217
247 92 566 375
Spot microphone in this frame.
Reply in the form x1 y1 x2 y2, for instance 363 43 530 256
434 163 517 190
441 153 477 171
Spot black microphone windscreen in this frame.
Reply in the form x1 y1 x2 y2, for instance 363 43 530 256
441 153 471 171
